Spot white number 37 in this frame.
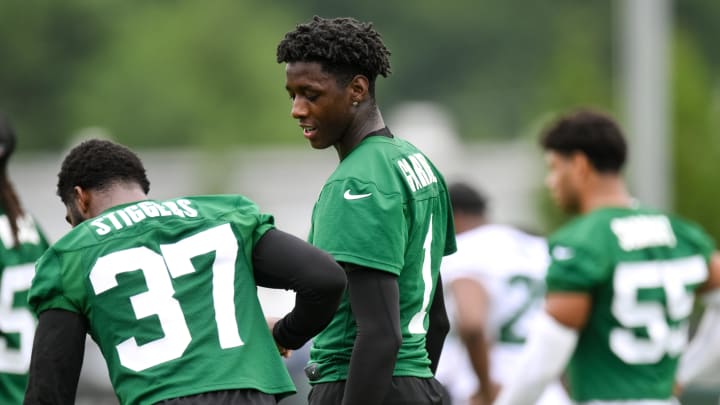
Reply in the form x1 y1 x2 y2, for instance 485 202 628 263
90 223 242 372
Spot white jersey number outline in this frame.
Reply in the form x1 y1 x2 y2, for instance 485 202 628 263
89 223 242 372
0 263 36 374
610 255 707 364
409 216 434 335
498 274 545 344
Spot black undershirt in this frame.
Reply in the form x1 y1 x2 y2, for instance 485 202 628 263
338 264 449 405
364 126 393 139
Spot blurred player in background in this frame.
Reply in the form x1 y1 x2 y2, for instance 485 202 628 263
436 182 570 405
23 139 346 405
277 16 456 405
0 112 50 405
494 109 720 405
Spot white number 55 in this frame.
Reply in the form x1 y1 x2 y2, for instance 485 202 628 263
0 263 36 374
610 255 707 364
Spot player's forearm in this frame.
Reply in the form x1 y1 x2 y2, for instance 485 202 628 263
342 267 401 405
24 309 87 405
273 289 344 350
343 329 400 405
425 277 449 374
494 311 578 405
273 262 347 349
253 228 347 349
461 329 494 395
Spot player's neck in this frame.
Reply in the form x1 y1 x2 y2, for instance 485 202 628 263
89 186 148 218
335 107 385 160
581 175 632 214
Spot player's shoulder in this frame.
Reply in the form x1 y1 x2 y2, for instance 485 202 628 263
664 211 716 252
333 135 445 199
550 208 623 244
342 135 424 172
50 222 98 254
179 194 260 212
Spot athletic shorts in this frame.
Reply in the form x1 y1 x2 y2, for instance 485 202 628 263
308 376 446 405
156 389 278 404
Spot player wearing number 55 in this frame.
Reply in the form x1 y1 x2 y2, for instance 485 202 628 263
277 16 456 405
494 110 720 405
0 113 50 405
23 139 347 405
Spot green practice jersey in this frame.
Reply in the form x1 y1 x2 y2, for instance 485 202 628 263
28 196 295 405
308 135 456 383
0 212 49 405
546 207 714 402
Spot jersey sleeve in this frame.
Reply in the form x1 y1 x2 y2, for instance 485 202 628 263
224 195 276 247
680 219 716 263
441 185 457 257
311 178 406 275
545 239 609 293
28 249 81 316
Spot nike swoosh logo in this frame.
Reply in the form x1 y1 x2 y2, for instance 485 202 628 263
343 190 372 200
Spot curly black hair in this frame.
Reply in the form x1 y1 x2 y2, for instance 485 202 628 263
57 139 150 205
277 16 392 96
540 109 627 173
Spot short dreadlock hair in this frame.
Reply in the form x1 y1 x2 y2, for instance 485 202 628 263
276 16 392 97
57 139 150 205
540 109 627 173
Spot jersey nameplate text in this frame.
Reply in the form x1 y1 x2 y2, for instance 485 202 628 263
91 200 198 236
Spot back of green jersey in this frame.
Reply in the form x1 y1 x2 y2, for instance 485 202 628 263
28 196 294 404
546 207 714 402
309 136 456 382
0 213 49 405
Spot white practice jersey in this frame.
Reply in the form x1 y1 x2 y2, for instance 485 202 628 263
436 224 571 405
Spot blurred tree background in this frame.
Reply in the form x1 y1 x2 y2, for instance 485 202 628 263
0 0 719 238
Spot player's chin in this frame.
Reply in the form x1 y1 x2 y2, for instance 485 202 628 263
308 138 332 150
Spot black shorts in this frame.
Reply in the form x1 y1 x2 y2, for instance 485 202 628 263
308 376 446 405
156 389 278 405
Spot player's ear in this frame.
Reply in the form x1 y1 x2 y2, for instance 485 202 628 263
571 152 592 178
73 186 92 215
348 74 369 105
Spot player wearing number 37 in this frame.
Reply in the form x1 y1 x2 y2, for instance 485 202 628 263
494 110 720 405
23 139 347 405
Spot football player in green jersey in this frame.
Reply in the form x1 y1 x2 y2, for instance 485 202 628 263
277 16 456 405
0 113 50 405
23 139 347 405
495 110 720 405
